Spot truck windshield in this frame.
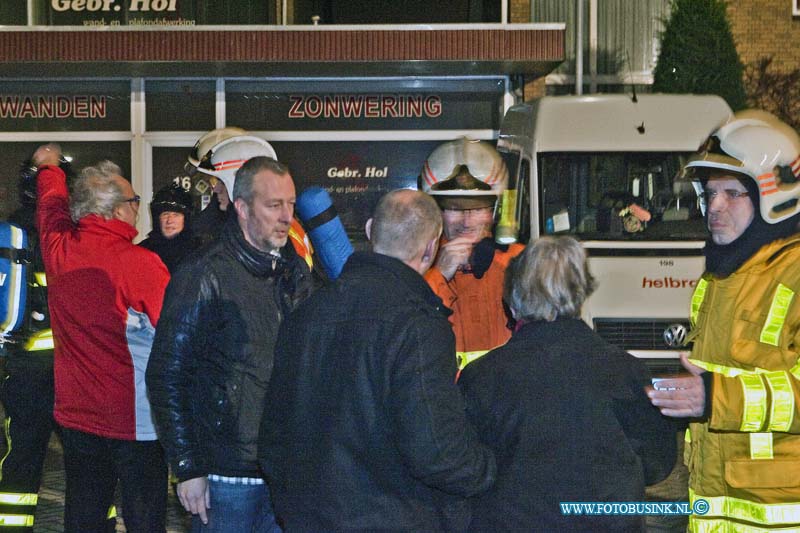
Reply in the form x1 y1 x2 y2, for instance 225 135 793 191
539 152 708 241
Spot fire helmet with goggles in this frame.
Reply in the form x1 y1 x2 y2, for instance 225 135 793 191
420 138 508 210
185 127 277 197
682 110 800 224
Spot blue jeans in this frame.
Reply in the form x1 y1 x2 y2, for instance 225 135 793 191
190 478 282 533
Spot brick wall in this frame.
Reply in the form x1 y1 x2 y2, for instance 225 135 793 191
727 0 800 72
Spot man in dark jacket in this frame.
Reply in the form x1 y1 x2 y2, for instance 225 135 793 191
146 156 312 532
259 189 496 532
139 183 198 273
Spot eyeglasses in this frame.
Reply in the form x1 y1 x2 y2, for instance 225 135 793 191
121 195 141 207
700 189 749 202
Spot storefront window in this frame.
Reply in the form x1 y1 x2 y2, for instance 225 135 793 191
152 146 207 211
146 80 215 132
0 1 27 25
272 140 445 243
0 142 131 221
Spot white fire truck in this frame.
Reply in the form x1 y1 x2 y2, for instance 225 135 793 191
495 94 732 372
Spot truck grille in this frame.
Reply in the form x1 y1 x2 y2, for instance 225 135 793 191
593 319 691 351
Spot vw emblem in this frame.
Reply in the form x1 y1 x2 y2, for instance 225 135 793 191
663 324 688 348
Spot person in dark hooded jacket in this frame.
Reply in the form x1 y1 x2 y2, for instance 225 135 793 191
139 183 198 273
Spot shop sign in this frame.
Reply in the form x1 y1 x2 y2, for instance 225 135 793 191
229 88 503 131
38 0 271 26
0 95 106 119
51 0 177 12
287 95 443 120
0 81 130 131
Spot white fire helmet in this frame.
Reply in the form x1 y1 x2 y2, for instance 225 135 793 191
420 138 508 207
185 127 277 196
683 110 800 224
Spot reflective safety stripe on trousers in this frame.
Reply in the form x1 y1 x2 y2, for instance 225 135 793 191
0 514 34 528
689 488 800 528
23 329 53 352
0 493 36 528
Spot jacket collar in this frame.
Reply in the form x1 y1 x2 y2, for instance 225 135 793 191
344 251 451 317
78 214 138 242
511 316 588 342
221 217 289 278
736 233 800 274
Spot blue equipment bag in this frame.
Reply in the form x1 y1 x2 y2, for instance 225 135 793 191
296 187 353 280
0 222 28 338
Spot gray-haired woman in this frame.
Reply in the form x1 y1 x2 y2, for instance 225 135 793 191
459 236 676 531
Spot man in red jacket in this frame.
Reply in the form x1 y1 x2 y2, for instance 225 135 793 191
33 143 170 533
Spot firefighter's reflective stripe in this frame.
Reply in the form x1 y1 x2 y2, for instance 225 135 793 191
1 418 12 474
0 514 34 527
689 488 800 527
685 428 691 443
690 359 793 461
740 373 767 432
0 494 36 506
456 350 489 371
0 492 36 528
764 371 794 432
689 359 779 437
688 359 771 378
750 433 773 460
690 278 708 326
289 222 313 271
760 284 794 346
689 517 799 532
32 272 46 288
22 329 53 352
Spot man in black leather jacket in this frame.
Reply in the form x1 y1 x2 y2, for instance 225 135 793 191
146 156 312 532
259 189 496 531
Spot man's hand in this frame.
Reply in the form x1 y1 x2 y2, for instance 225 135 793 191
177 476 210 524
647 352 706 418
435 237 474 280
32 143 62 168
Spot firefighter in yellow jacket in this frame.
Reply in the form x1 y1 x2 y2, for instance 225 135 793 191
648 110 800 531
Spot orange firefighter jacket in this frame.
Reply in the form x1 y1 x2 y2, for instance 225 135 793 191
425 241 523 369
685 234 800 531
